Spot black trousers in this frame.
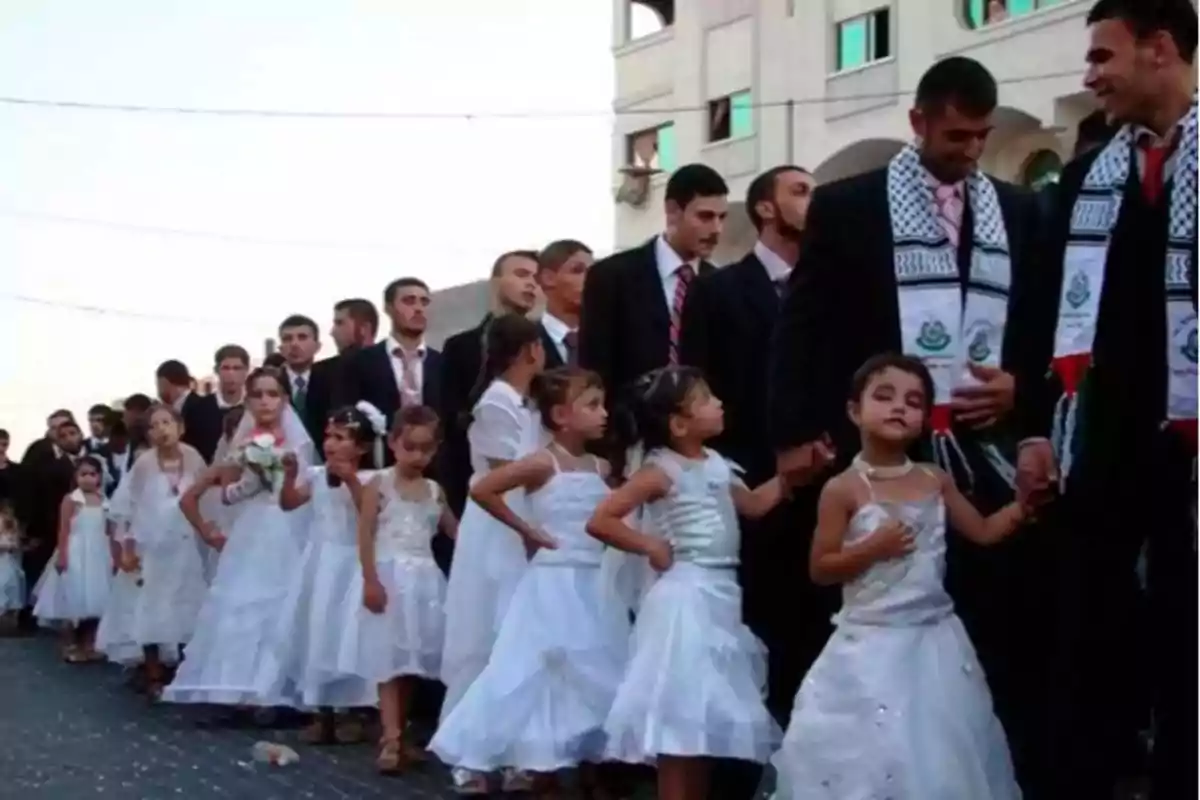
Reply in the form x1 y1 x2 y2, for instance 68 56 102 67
1047 459 1196 800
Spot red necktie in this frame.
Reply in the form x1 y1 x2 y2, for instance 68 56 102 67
1140 136 1171 204
669 264 695 365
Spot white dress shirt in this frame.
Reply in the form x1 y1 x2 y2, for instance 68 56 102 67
388 335 427 399
753 240 793 286
655 234 701 312
540 312 576 364
216 391 245 410
285 368 311 399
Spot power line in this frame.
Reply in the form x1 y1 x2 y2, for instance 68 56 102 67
0 68 1086 120
0 292 261 328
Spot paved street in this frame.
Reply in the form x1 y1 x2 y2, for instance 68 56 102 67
0 634 456 799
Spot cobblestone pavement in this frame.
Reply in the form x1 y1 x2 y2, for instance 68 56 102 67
0 634 458 800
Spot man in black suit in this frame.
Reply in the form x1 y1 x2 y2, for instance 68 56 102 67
536 239 592 368
439 252 540 516
579 163 727 461
188 344 249 463
276 314 325 447
156 360 217 462
681 166 830 746
769 57 1048 792
309 298 378 430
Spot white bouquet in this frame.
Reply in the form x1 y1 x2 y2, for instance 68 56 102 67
239 431 287 491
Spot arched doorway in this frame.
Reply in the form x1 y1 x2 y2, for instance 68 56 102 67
1022 149 1064 190
813 138 906 184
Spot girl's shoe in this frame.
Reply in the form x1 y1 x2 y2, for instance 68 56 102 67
501 768 534 793
376 737 408 775
450 767 490 795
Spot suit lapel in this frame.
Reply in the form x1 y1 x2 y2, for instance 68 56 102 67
634 239 671 339
369 342 403 410
735 255 780 334
540 326 564 368
421 350 442 409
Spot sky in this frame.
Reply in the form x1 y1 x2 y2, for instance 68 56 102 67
0 0 621 452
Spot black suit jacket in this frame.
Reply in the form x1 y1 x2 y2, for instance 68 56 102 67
181 393 222 464
439 319 491 516
540 322 566 370
769 167 1043 465
579 238 715 416
299 356 344 452
343 342 444 429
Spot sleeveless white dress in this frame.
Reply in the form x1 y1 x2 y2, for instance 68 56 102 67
430 453 630 772
440 380 544 720
162 473 304 706
337 475 446 683
265 467 376 709
604 448 780 764
771 470 1021 799
33 498 112 624
0 529 25 612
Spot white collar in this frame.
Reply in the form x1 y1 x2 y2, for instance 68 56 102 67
655 234 699 281
285 366 311 384
1131 115 1185 148
753 240 793 283
540 311 574 343
387 335 426 357
172 391 191 412
216 391 244 410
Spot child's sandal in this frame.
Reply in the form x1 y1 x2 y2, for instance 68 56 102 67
375 737 407 775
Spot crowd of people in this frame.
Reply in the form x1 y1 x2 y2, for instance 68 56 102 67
0 1 1195 798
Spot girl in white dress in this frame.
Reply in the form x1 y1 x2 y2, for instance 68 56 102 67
106 405 210 698
430 367 629 796
348 404 456 774
440 314 545 793
269 402 382 741
0 505 25 631
587 365 786 800
33 456 113 662
165 367 314 709
771 353 1026 800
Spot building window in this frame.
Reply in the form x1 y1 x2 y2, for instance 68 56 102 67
836 8 891 72
707 90 753 143
628 0 674 40
1023 149 1064 190
965 0 1067 29
626 123 677 174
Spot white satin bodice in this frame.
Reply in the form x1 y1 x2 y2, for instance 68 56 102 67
375 476 440 563
527 456 609 567
644 448 741 568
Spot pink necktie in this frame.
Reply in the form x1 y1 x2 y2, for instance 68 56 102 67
393 347 421 406
934 184 964 248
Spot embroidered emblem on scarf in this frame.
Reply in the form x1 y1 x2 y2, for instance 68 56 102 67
886 144 1015 487
1050 101 1199 482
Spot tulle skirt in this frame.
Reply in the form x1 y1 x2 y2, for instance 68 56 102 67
430 562 630 773
265 539 376 709
604 563 780 764
772 614 1021 800
32 529 112 624
440 496 528 720
96 570 147 665
0 552 25 611
338 553 446 684
130 530 207 648
162 501 301 706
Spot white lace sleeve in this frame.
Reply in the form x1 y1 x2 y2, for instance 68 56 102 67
468 395 525 462
222 472 265 505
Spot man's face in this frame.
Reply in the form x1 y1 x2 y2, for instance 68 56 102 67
0 438 8 459
495 255 540 313
1085 19 1167 125
386 286 432 338
155 377 174 403
216 357 248 395
537 250 592 313
279 324 319 369
330 309 366 352
123 407 144 431
666 194 728 260
88 413 108 440
761 170 817 240
912 103 993 183
47 413 71 437
56 424 83 455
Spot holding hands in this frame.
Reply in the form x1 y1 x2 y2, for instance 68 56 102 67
777 435 838 491
950 364 1015 429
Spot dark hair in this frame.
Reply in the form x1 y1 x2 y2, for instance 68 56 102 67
619 365 708 452
326 405 382 472
1088 0 1197 63
665 163 729 211
382 279 430 306
278 314 319 338
390 405 442 439
849 353 936 414
915 56 998 119
334 298 380 336
491 250 540 278
461 314 543 428
214 344 251 368
73 455 103 479
263 353 287 369
87 403 112 418
537 240 592 274
57 419 82 435
155 360 191 388
108 419 128 440
531 367 604 432
124 393 153 413
0 429 8 441
49 409 74 423
1074 110 1117 156
245 366 291 399
222 406 245 439
746 165 810 231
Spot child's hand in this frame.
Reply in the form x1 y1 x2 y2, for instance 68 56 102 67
202 523 227 552
119 550 141 573
646 538 673 573
281 453 299 480
522 528 558 558
362 577 388 614
54 549 68 574
868 519 916 561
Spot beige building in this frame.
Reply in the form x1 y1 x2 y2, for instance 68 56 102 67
611 0 1098 260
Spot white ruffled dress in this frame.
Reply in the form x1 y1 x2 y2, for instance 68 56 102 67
265 467 377 709
430 454 630 773
162 471 304 706
604 448 780 765
439 380 544 720
33 493 112 624
771 472 1021 799
337 474 446 684
0 530 24 612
